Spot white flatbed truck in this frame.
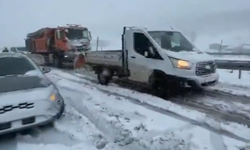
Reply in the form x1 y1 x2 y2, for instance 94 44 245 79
83 27 219 91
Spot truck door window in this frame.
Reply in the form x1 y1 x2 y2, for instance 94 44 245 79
134 33 153 55
56 30 64 39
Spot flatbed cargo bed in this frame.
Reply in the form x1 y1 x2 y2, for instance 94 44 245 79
85 50 123 67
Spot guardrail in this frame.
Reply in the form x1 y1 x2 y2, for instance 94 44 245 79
215 60 250 79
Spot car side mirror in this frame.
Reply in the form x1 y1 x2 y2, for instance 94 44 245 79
42 67 51 73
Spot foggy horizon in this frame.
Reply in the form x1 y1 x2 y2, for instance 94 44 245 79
1 0 250 47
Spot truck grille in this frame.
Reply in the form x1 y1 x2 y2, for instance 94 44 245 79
76 45 88 51
0 102 34 114
196 61 216 76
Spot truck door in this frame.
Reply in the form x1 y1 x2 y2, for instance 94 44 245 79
55 29 68 51
125 29 163 83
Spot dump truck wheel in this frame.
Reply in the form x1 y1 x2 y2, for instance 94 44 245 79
53 57 59 68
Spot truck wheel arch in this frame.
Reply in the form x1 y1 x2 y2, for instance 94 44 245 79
148 70 167 86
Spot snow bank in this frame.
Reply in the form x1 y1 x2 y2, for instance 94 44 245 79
209 69 250 97
217 69 250 88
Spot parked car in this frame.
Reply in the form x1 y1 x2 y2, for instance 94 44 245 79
0 53 64 135
1 47 10 53
10 47 31 54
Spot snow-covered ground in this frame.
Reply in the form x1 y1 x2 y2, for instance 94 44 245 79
210 69 250 97
2 68 250 150
43 70 250 149
51 69 250 150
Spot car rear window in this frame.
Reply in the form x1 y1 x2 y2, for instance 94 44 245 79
0 57 36 76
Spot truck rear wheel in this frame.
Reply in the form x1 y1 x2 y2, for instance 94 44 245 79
53 57 63 68
53 57 59 68
97 73 111 85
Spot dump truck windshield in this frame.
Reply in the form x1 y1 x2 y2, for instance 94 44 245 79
66 29 89 40
148 31 194 52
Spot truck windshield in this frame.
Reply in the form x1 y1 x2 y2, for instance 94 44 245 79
148 31 194 52
66 29 89 40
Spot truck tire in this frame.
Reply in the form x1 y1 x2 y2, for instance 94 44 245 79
53 57 59 68
97 73 111 85
53 57 63 68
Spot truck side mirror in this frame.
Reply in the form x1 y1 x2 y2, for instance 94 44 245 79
144 51 149 57
88 31 92 40
148 46 155 57
56 30 61 39
62 37 67 42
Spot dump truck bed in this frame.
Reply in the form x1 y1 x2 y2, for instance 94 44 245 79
85 50 123 67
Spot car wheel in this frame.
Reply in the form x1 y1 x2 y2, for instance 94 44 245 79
56 95 65 119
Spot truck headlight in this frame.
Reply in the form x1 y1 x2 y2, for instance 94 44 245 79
169 57 192 69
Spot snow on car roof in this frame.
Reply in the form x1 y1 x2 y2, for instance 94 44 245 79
0 52 27 58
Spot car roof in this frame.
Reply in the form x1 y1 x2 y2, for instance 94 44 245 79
0 52 28 58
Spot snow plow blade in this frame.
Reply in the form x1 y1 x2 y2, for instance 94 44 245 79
73 53 85 70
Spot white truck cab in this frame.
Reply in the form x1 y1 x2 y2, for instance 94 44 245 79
84 27 219 90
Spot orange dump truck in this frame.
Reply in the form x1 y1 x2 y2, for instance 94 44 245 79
25 24 92 68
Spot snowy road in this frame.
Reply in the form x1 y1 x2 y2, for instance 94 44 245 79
0 95 117 150
59 69 250 127
1 69 250 150
52 69 250 149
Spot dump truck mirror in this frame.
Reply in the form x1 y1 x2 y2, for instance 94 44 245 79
88 31 92 40
56 30 61 39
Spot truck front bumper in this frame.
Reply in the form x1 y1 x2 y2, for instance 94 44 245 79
171 72 219 89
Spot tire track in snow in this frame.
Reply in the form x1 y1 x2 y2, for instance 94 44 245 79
178 93 250 121
70 71 250 127
53 77 197 150
49 72 250 143
58 87 149 150
55 71 250 126
51 75 148 150
200 89 250 105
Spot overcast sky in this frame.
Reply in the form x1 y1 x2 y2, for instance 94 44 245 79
0 0 250 47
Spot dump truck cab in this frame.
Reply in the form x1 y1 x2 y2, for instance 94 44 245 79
63 24 92 51
25 24 92 68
